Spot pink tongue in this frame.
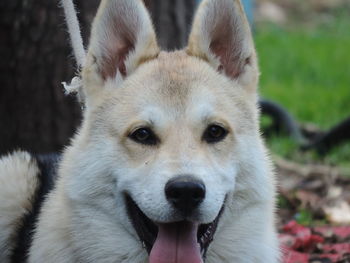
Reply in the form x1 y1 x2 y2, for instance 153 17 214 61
149 222 203 263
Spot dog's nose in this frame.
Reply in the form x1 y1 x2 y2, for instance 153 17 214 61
165 176 205 215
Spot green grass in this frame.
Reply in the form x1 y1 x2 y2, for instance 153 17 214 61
254 14 350 166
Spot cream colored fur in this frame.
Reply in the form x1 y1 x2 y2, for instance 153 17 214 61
0 0 279 262
0 151 39 263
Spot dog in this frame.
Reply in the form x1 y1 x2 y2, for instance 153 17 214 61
0 0 279 262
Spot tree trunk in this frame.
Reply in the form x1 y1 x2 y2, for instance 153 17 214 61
147 0 197 50
0 0 195 155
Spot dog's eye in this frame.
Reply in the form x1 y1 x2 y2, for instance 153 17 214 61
202 124 228 143
129 128 159 145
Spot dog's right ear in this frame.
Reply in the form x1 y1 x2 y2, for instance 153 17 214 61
187 0 258 92
82 0 159 100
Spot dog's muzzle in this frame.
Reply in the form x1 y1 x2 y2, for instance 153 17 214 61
125 176 224 263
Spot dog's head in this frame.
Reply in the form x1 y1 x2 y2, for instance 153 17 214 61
71 0 262 262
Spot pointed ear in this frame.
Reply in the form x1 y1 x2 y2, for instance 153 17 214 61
187 0 258 89
83 0 159 85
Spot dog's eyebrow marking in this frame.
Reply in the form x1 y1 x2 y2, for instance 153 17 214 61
138 105 166 126
188 100 215 122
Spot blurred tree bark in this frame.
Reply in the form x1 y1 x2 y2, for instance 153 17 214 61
146 0 197 50
0 0 196 155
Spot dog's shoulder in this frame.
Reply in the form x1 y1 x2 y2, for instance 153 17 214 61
0 151 60 262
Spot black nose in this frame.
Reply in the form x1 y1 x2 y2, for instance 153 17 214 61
165 176 206 215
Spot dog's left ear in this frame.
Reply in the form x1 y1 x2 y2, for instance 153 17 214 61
187 0 258 90
82 0 159 101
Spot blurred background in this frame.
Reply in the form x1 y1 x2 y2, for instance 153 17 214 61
0 0 349 260
255 0 350 167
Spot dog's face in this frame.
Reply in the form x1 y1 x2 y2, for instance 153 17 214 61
73 0 260 261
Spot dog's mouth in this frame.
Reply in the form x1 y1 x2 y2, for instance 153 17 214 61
125 194 224 263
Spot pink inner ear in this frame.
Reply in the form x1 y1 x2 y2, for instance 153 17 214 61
116 46 129 76
100 40 134 80
97 8 137 81
206 11 251 79
210 39 246 79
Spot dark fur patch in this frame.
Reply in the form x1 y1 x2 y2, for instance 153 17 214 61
10 153 60 262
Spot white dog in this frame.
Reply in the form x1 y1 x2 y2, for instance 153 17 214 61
0 0 279 262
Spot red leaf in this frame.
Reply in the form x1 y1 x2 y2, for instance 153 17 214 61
280 221 350 262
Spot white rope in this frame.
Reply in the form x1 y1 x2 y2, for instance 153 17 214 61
61 0 86 67
60 0 86 103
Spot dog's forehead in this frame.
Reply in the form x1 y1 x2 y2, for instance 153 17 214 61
117 51 236 116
